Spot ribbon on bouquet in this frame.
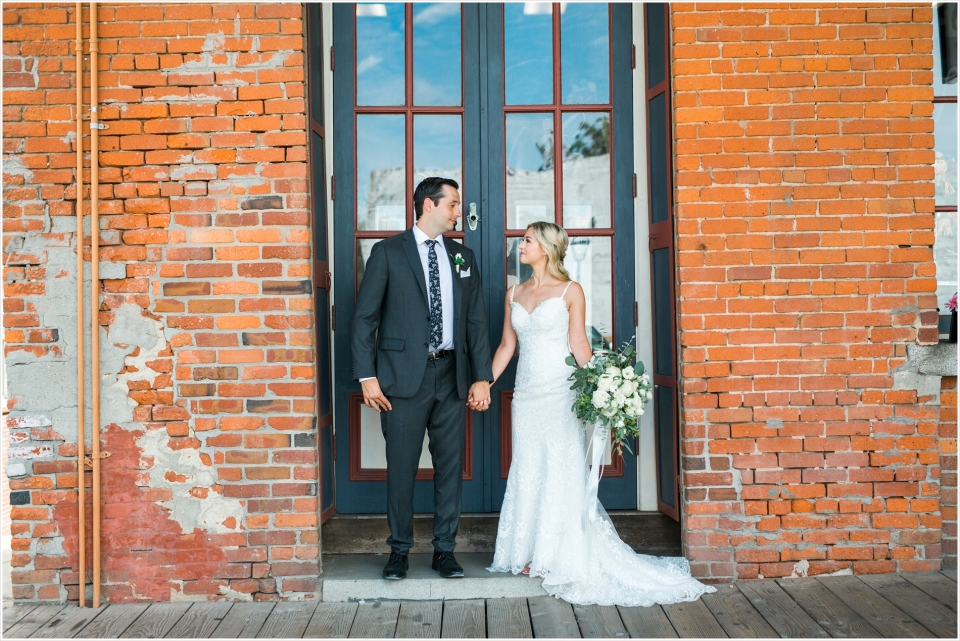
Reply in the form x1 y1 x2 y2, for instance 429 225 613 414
581 423 608 532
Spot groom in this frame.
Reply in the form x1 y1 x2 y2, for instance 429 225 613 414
352 177 494 580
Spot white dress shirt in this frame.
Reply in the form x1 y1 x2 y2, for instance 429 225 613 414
360 226 455 383
412 224 454 351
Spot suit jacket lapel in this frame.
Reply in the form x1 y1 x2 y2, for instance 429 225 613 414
444 238 463 323
402 229 429 306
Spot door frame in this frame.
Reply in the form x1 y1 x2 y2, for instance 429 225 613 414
482 3 638 510
329 2 640 515
330 3 487 514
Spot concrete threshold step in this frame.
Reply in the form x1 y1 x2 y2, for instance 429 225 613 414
320 553 548 602
322 511 682 555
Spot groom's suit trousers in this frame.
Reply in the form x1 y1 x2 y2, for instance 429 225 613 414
381 354 464 554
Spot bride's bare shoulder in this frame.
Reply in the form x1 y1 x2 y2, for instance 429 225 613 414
563 280 585 300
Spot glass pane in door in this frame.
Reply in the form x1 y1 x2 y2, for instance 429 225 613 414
566 236 613 350
652 247 674 377
356 3 405 106
414 114 463 193
356 238 383 289
562 112 611 229
357 115 406 231
648 93 668 224
413 3 462 106
359 403 433 469
506 113 555 229
560 3 610 104
504 3 553 105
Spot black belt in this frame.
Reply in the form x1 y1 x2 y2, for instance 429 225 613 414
427 349 454 361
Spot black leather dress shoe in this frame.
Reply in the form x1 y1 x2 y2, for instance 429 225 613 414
432 551 464 578
383 551 409 580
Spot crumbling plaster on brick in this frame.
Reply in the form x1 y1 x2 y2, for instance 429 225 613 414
109 303 244 535
5 237 92 438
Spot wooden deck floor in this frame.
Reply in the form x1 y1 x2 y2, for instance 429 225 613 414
3 570 956 638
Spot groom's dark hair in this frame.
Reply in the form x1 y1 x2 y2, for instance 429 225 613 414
414 177 459 220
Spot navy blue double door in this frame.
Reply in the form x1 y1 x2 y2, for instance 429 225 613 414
331 3 637 515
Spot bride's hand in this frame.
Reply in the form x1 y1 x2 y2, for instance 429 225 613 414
468 381 491 411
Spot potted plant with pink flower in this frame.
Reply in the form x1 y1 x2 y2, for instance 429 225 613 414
947 293 958 344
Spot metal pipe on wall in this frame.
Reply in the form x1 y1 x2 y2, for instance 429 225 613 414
74 0 86 609
88 0 101 609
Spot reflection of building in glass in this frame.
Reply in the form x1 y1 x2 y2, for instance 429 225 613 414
562 153 611 228
935 210 958 308
935 149 958 207
362 167 464 231
505 154 611 229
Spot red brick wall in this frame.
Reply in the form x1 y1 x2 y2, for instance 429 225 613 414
3 3 318 601
672 2 942 581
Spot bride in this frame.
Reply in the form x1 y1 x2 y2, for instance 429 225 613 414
486 221 715 607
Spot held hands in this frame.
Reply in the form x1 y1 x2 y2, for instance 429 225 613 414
360 378 393 413
467 381 491 411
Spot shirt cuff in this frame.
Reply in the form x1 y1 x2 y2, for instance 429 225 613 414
359 377 376 383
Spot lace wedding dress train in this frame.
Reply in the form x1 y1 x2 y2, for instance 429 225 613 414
487 284 715 607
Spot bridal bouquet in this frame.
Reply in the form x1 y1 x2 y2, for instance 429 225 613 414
565 342 653 455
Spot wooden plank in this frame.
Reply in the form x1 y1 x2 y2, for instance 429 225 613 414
527 596 579 638
819 575 935 638
348 601 399 639
74 604 150 639
441 600 485 639
486 598 532 639
902 572 958 612
859 573 957 638
165 601 233 638
617 605 678 638
737 580 828 639
256 602 317 639
776 578 881 638
701 585 778 638
2 604 39 633
662 599 729 638
4 605 69 639
119 603 191 639
28 604 106 639
303 602 358 639
395 601 442 639
573 604 628 638
940 569 957 582
211 602 274 639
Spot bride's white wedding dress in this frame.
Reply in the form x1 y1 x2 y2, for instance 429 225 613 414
487 282 716 607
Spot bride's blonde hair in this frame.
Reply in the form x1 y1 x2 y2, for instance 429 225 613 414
526 221 570 282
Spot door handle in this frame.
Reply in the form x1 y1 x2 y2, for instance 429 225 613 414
467 202 481 231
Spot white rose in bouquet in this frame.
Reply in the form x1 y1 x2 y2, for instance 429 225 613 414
602 404 618 417
618 380 636 397
605 366 622 378
591 389 610 408
622 366 635 380
597 375 616 392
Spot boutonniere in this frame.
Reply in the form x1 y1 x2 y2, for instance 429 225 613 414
452 253 466 273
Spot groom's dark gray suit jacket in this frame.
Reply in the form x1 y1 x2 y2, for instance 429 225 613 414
352 228 494 399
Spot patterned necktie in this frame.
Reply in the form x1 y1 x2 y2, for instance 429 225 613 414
426 240 443 350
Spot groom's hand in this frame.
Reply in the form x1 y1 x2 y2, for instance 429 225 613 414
467 381 491 411
361 378 393 413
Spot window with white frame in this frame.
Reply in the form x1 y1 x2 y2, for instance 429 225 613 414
933 2 958 334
